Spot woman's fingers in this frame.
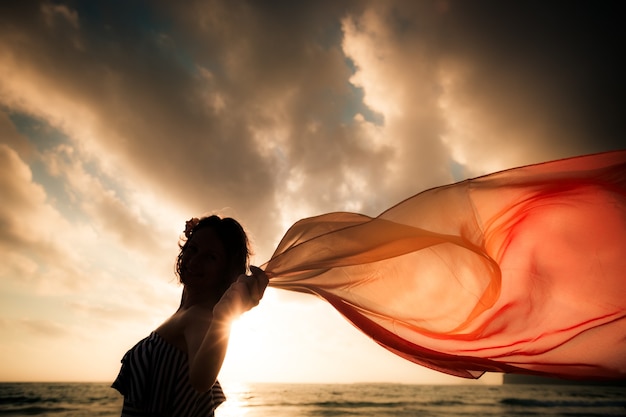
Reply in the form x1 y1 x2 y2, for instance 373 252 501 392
249 265 269 300
231 266 268 309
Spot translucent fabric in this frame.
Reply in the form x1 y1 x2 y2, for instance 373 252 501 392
263 151 626 380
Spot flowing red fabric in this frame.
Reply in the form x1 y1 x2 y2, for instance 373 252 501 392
263 151 626 380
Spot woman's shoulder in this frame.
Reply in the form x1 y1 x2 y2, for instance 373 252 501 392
180 305 214 338
154 311 187 352
155 307 213 351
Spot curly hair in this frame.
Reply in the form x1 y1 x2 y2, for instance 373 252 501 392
176 215 251 286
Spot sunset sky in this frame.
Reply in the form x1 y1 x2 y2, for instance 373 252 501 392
0 1 623 384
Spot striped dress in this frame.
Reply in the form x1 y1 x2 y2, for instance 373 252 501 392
112 332 226 417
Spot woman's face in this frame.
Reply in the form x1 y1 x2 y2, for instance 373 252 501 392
180 227 227 290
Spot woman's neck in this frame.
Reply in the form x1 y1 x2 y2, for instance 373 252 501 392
179 287 221 310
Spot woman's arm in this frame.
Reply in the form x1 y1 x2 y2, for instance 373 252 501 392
186 267 269 392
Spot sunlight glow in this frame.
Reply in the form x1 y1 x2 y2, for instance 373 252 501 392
213 382 254 417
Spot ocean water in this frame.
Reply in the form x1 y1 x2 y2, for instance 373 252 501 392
0 382 624 416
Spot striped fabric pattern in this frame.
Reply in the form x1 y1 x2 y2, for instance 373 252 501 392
112 332 226 417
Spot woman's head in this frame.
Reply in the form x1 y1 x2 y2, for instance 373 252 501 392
176 215 250 289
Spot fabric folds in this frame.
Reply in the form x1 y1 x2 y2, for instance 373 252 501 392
264 151 626 380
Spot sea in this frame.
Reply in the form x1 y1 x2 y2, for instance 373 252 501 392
0 382 624 416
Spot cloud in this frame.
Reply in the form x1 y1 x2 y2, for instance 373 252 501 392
438 1 624 166
0 1 405 255
5 0 619 248
1 2 279 253
40 143 168 255
0 111 35 157
342 1 625 180
2 0 622 298
157 1 403 222
342 4 454 203
0 317 70 338
0 138 167 296
0 143 79 290
40 2 79 30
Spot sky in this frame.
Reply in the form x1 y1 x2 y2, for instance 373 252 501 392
0 0 624 384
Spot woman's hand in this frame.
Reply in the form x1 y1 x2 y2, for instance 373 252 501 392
213 266 269 320
242 265 269 305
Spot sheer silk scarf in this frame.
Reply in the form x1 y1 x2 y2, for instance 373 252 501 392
263 151 626 380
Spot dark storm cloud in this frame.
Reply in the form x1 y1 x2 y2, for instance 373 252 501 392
1 0 623 251
440 1 624 153
346 1 623 173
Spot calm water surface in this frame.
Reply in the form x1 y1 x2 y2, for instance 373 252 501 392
0 382 624 416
